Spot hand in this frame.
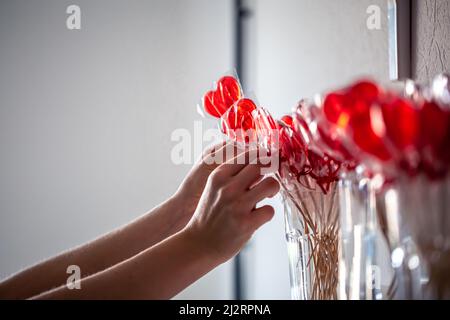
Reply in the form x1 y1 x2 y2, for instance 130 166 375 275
183 149 280 264
173 141 242 229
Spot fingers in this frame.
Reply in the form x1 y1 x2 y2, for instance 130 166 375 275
201 140 229 164
246 177 280 204
202 140 227 158
214 148 256 177
201 140 243 169
248 205 275 230
233 156 274 190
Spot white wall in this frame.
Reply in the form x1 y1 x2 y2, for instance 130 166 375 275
0 0 234 299
244 0 390 299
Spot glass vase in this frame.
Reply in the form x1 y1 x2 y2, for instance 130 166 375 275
338 173 394 300
281 180 339 300
377 185 423 299
380 176 450 299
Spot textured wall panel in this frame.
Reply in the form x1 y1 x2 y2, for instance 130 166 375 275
412 0 450 82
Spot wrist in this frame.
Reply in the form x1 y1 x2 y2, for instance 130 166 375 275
171 180 198 224
158 193 189 235
179 226 224 266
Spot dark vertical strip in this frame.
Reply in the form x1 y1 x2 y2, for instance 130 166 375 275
235 0 244 85
397 0 412 79
233 0 244 301
233 248 243 300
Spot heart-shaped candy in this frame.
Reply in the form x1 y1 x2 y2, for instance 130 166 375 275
203 76 242 118
221 98 258 143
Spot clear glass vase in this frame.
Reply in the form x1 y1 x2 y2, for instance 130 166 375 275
338 174 394 300
377 184 424 299
379 176 450 299
282 181 339 300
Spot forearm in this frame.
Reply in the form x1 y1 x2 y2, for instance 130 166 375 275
0 194 187 299
32 229 220 300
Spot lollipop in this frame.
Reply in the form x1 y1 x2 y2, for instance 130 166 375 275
220 98 258 143
203 76 242 118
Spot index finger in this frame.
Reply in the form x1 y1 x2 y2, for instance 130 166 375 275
215 147 259 177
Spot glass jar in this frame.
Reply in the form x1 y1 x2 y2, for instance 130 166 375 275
282 181 339 300
380 176 450 299
338 173 394 300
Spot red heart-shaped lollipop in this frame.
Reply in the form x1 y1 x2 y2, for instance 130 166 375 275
323 92 350 128
278 115 311 178
221 98 258 143
324 81 392 162
348 80 381 104
203 76 242 118
419 100 450 178
351 110 392 162
323 81 381 129
307 150 341 193
317 124 354 163
379 97 420 176
253 108 279 150
382 97 419 151
281 115 294 128
420 101 448 153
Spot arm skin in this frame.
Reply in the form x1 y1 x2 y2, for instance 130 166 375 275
32 229 219 300
0 195 189 300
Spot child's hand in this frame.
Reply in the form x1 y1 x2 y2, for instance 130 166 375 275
183 150 280 263
173 141 242 229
